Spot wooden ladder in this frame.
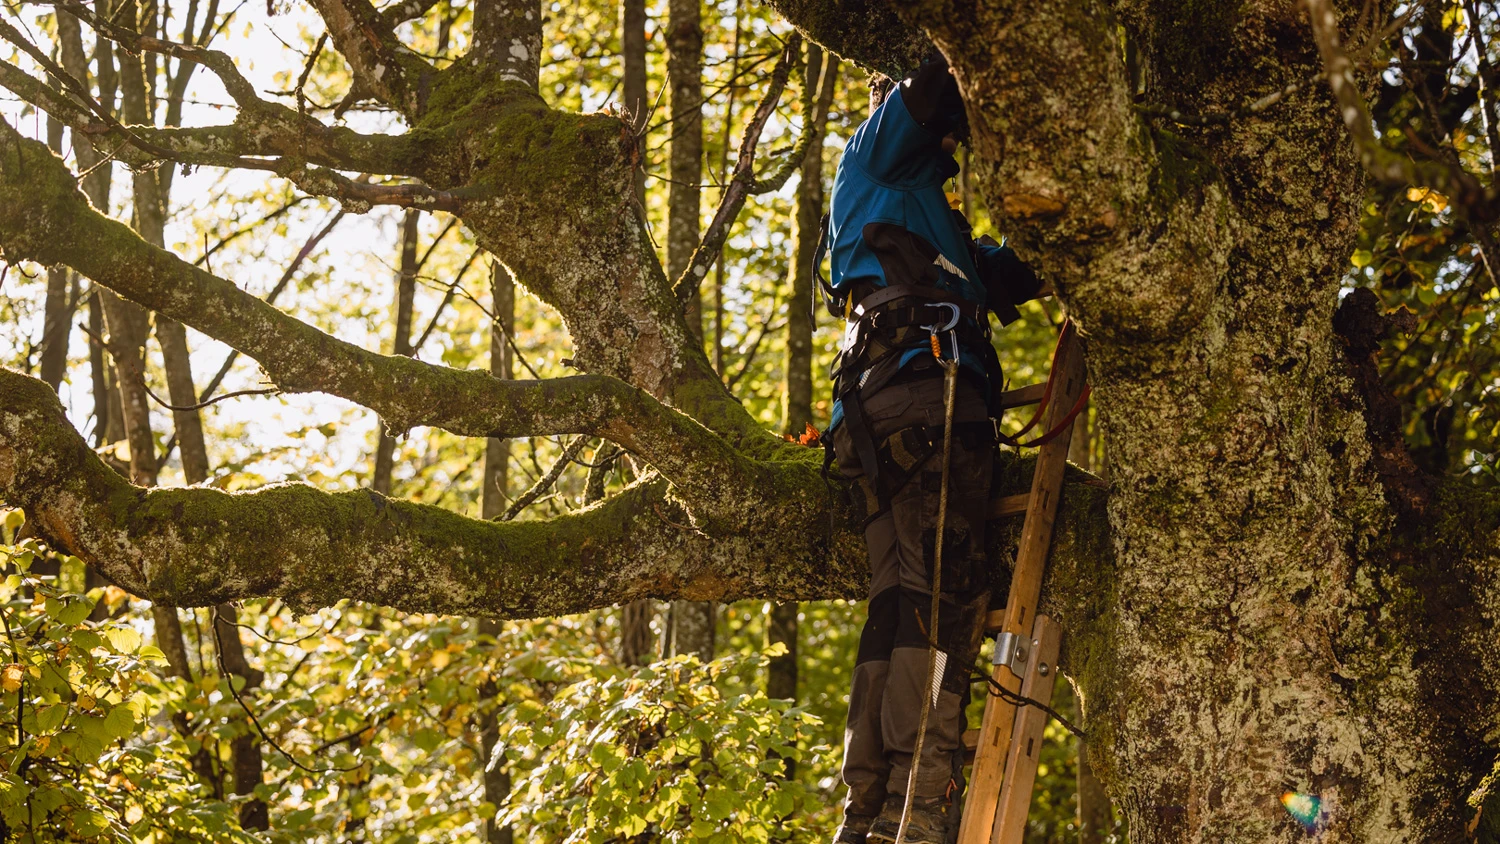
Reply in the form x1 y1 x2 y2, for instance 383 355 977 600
956 320 1088 844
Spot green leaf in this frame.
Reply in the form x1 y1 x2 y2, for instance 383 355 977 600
1350 249 1373 268
136 645 167 663
102 702 136 741
57 599 91 626
35 704 67 733
70 808 111 837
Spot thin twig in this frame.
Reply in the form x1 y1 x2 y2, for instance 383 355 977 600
210 606 363 774
144 382 277 411
499 435 589 521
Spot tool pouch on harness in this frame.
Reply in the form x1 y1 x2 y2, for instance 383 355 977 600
844 421 995 530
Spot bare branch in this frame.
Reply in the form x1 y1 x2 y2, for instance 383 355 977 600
672 34 799 308
47 0 260 108
0 47 425 178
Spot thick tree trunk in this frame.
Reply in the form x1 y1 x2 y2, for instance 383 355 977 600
373 210 421 496
882 0 1499 838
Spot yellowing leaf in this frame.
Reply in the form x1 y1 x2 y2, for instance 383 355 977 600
124 804 143 824
103 627 142 654
1 663 23 692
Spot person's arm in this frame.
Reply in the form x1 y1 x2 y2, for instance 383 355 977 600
847 55 964 182
974 237 1046 323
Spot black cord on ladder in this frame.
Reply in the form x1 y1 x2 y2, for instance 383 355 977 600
970 666 1088 740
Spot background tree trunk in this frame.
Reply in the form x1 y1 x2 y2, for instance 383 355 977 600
664 0 714 664
668 0 703 343
373 210 421 496
621 0 647 204
479 262 515 843
767 41 837 736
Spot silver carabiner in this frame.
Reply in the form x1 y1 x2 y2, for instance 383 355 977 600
920 302 961 334
921 302 962 361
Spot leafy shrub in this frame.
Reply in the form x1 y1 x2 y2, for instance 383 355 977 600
499 650 826 843
0 509 251 842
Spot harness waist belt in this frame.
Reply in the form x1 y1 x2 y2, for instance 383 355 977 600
850 284 984 323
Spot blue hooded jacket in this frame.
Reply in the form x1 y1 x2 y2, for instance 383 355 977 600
826 79 1038 431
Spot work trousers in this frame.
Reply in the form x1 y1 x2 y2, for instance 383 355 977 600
832 370 994 818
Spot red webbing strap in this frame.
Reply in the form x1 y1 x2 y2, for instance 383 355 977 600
998 320 1072 443
1010 385 1091 448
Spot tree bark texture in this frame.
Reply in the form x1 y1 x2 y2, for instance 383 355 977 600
1 0 1498 840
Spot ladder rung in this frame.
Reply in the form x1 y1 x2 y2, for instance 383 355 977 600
984 609 1006 631
961 729 979 751
989 493 1029 520
997 383 1046 410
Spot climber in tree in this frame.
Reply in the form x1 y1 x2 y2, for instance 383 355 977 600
821 52 1045 844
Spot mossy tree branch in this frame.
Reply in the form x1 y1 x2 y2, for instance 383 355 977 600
0 370 862 615
760 0 929 78
0 121 764 529
0 368 1118 621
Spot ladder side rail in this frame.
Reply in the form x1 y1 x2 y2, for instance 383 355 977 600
957 323 1087 844
990 615 1063 844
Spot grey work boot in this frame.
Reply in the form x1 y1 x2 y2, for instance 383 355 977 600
865 795 951 844
832 812 875 843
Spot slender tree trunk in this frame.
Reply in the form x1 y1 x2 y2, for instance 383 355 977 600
668 0 703 343
373 210 421 495
621 0 647 204
112 2 222 795
39 267 71 392
769 43 837 724
39 116 71 392
212 604 268 829
710 0 741 378
664 0 714 662
618 0 656 664
479 263 514 843
483 263 515 522
665 601 715 662
56 9 117 452
87 294 114 448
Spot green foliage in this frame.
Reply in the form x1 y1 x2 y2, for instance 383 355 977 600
500 650 824 842
0 510 252 843
1352 2 1500 483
